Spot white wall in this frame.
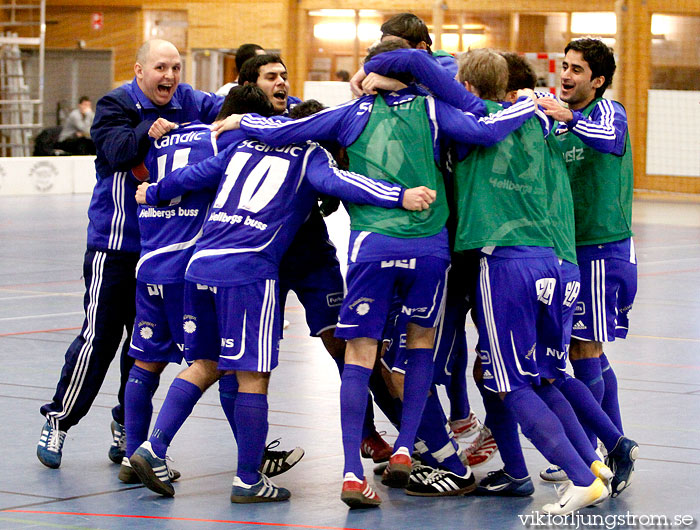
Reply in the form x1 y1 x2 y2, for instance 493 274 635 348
646 90 700 177
0 156 95 196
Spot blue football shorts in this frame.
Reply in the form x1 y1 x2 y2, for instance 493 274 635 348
129 281 185 364
538 260 580 380
476 252 564 393
183 279 281 372
572 238 637 343
335 256 450 341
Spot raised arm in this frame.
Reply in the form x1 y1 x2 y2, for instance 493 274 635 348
239 100 358 147
361 49 486 115
538 97 627 155
436 95 536 146
304 145 435 211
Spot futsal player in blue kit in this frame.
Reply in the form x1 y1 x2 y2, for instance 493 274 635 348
350 46 617 514
538 38 639 496
218 40 538 506
118 85 282 484
37 39 225 469
130 105 436 502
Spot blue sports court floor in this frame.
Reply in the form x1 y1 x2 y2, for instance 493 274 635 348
0 193 699 529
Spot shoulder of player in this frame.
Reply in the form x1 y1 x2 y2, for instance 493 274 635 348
592 98 627 120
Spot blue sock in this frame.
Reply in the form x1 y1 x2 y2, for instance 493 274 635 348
534 383 599 466
341 364 372 477
234 392 268 485
600 354 624 433
478 382 528 480
572 357 604 448
395 348 434 451
416 387 466 475
218 374 239 442
504 386 596 487
124 365 160 458
149 378 202 459
335 356 377 440
448 349 470 420
553 375 622 451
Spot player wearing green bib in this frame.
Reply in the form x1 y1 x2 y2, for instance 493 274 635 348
452 49 610 515
228 40 536 506
539 38 639 498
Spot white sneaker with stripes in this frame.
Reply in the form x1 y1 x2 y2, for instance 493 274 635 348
230 474 291 503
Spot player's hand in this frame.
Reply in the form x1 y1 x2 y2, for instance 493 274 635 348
149 118 178 139
135 182 152 205
211 114 243 138
536 96 574 123
361 73 407 95
516 88 537 105
349 67 367 97
402 186 436 211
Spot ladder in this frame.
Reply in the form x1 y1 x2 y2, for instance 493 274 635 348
0 0 45 157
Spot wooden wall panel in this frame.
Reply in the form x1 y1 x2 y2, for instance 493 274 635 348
45 7 142 84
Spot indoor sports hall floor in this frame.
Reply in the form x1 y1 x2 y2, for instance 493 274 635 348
1 193 699 530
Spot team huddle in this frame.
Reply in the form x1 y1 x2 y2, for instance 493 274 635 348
36 12 638 517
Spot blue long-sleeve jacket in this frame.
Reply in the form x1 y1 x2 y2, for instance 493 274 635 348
87 78 222 253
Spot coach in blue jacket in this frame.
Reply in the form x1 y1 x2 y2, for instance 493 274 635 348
37 39 223 469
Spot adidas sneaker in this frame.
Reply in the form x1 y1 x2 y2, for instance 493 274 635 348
260 439 304 477
449 411 483 440
230 474 291 503
405 467 476 497
463 426 498 467
108 420 126 465
37 420 66 469
340 472 381 508
129 441 175 497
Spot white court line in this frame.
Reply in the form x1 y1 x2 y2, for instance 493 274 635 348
0 311 83 322
0 293 82 301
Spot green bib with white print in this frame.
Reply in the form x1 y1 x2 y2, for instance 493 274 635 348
452 99 553 251
346 93 447 238
553 97 633 246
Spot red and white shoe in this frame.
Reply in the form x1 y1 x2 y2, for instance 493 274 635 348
341 472 381 508
361 431 393 463
463 426 498 467
381 447 413 488
449 411 483 440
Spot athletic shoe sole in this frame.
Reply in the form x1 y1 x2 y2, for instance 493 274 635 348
341 491 382 508
130 454 175 497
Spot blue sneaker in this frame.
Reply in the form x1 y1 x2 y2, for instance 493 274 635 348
130 442 174 497
606 436 639 497
476 469 535 497
108 421 126 465
230 474 291 503
37 420 66 469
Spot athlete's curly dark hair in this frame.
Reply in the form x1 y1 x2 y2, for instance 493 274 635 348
565 38 616 98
